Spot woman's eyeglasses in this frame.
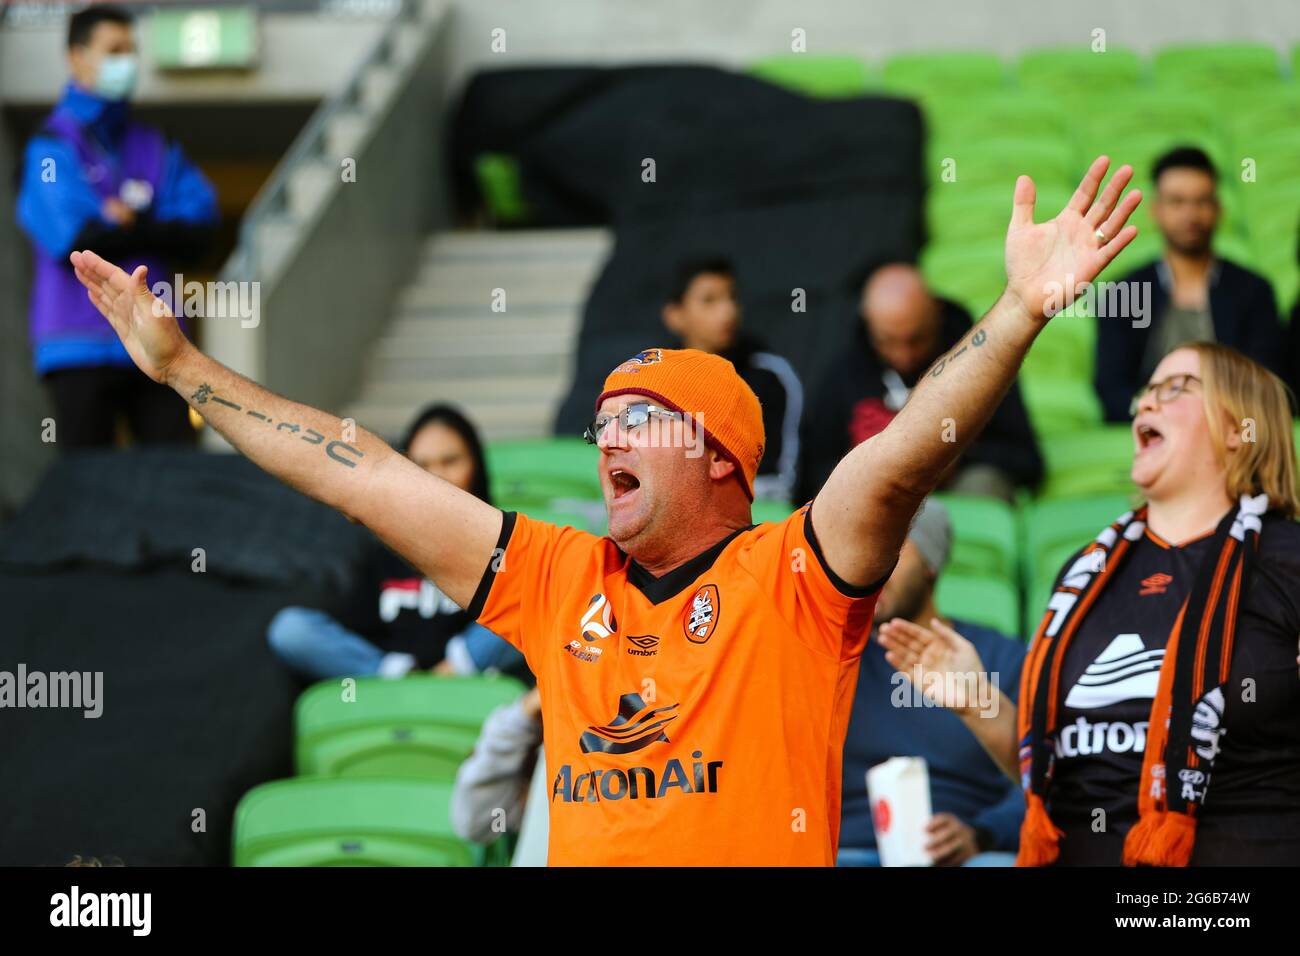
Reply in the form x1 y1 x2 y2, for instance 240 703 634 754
583 403 685 445
1129 373 1201 417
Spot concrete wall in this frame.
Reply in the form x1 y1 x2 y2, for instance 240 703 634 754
0 83 57 520
0 9 393 105
438 0 1300 85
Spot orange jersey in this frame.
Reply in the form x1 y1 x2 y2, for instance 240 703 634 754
468 504 882 865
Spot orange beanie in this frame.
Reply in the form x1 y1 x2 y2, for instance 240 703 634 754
595 348 765 500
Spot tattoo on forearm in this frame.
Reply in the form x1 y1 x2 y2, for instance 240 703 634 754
189 382 365 468
928 327 988 379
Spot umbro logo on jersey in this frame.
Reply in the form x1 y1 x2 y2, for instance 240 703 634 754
580 593 618 640
1140 572 1173 596
626 634 659 657
684 584 720 644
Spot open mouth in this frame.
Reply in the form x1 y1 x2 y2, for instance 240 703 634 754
609 468 641 500
1136 422 1165 452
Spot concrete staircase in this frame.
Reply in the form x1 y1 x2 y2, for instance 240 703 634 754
343 228 612 442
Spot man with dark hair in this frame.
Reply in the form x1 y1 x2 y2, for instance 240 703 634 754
661 257 802 501
796 263 1042 504
1094 146 1283 421
16 3 218 449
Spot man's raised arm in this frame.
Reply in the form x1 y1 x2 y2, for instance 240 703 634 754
69 249 502 609
811 156 1142 588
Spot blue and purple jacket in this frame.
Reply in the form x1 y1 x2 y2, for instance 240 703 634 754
17 84 218 375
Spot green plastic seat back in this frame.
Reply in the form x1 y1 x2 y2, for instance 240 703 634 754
932 494 1017 580
750 499 797 525
935 573 1021 639
1153 43 1281 93
1039 426 1137 498
487 437 601 505
926 182 1071 244
233 777 478 867
295 674 526 779
882 51 1005 101
919 240 1005 317
473 152 530 225
925 139 1076 192
749 54 872 98
924 91 1071 144
1016 46 1143 99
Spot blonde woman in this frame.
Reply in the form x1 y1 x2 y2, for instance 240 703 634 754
880 342 1300 865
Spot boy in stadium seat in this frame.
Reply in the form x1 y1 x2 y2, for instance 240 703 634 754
796 263 1042 504
1094 146 1284 421
838 499 1023 866
661 257 802 502
16 4 217 449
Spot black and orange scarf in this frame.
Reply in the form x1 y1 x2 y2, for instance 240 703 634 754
1016 493 1269 867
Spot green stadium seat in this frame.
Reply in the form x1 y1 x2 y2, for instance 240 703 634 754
1020 492 1137 622
1039 425 1136 498
925 138 1076 191
1016 46 1143 100
1093 132 1228 191
295 674 526 780
1153 43 1282 93
1080 93 1221 154
932 494 1017 580
473 153 531 225
1238 130 1300 203
935 573 1021 639
1020 303 1096 383
1021 377 1103 437
922 91 1070 144
1258 256 1300 314
233 777 476 866
919 240 1005 317
510 501 607 535
749 54 873 97
487 437 601 505
881 51 1005 101
1224 88 1300 154
751 499 797 524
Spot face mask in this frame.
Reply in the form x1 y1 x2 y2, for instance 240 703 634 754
94 54 138 101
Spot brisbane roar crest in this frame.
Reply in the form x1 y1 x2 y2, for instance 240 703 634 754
684 584 720 644
611 348 663 375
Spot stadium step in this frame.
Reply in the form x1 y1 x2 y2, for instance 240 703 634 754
342 228 612 442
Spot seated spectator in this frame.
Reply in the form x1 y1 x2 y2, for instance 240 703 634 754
267 404 525 681
1095 146 1284 421
16 4 218 450
797 263 1042 503
662 257 802 501
839 498 1024 867
451 686 548 866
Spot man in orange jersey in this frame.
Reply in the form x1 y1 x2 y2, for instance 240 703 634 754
70 157 1141 864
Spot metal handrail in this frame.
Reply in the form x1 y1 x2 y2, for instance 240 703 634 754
222 0 420 281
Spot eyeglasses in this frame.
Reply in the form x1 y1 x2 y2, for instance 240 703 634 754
1129 373 1201 417
583 403 684 445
